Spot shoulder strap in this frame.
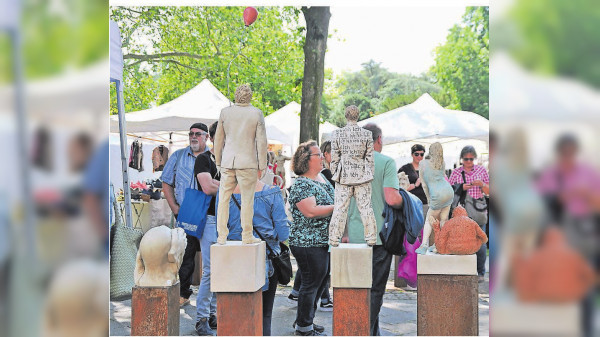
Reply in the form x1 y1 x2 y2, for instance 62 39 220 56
459 170 468 204
231 195 277 257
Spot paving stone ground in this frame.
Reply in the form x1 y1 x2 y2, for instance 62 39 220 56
110 258 489 336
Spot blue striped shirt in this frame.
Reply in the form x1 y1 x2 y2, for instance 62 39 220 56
160 146 199 206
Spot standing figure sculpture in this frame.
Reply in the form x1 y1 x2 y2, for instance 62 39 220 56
273 149 291 186
416 142 454 254
214 84 268 244
329 105 377 246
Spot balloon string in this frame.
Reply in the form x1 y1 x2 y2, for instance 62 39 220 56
226 26 249 106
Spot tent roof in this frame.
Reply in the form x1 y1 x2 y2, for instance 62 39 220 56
109 79 232 134
490 52 600 122
265 101 338 148
358 93 488 145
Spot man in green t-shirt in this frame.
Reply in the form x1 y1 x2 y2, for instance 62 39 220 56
346 123 403 336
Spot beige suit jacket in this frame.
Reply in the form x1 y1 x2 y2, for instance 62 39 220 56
214 104 268 170
330 123 374 185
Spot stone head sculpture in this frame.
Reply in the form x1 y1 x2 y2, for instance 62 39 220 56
345 105 360 123
43 260 108 337
235 84 252 105
134 226 187 287
398 171 410 190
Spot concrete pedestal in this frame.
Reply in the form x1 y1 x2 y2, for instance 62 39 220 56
417 254 478 336
131 282 180 336
211 241 266 336
331 243 372 336
492 302 581 336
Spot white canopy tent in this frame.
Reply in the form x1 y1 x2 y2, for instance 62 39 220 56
356 93 489 170
265 101 338 155
490 52 600 169
109 78 231 139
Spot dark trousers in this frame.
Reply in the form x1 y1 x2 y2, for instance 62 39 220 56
293 268 331 301
370 245 393 336
290 246 330 331
476 223 487 276
179 233 200 299
262 272 278 336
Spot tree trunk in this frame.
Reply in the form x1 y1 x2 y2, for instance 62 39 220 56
300 6 331 145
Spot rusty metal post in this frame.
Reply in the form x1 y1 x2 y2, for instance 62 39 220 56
417 254 478 336
131 282 180 336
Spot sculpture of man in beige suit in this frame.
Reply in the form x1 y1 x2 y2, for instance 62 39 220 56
214 84 268 244
329 105 377 246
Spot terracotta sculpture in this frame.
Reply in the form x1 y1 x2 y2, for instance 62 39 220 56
43 260 108 337
273 149 291 186
134 226 187 287
512 227 594 302
416 142 454 254
214 84 268 244
329 105 377 246
431 206 488 255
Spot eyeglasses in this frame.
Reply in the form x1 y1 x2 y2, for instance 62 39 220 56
462 158 475 161
413 152 424 157
189 131 207 137
310 152 323 158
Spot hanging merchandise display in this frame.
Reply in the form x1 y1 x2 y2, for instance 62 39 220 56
128 139 144 172
151 145 169 172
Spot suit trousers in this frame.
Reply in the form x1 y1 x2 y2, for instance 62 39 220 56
329 182 377 245
216 168 258 241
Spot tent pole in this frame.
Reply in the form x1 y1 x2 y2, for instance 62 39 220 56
115 79 133 228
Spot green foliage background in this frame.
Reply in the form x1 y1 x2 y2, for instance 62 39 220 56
109 7 305 115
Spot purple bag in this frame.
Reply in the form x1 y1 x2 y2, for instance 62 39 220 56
397 233 422 288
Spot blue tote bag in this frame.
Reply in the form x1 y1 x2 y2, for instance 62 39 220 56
176 173 212 239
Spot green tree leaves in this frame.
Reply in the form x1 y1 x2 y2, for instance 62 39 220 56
109 6 304 115
430 6 489 119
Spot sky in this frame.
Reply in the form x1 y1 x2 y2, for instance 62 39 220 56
324 6 467 77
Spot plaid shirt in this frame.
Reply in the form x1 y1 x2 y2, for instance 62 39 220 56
448 164 489 200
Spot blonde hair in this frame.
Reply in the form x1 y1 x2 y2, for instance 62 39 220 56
235 84 252 104
429 142 445 170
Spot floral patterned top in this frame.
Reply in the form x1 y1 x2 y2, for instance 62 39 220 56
288 175 335 248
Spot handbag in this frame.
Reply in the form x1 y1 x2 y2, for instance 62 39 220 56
110 223 143 300
231 195 293 285
176 173 213 239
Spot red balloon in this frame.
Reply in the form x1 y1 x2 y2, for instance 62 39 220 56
243 7 258 26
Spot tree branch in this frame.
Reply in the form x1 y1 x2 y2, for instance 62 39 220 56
123 52 205 61
206 18 221 55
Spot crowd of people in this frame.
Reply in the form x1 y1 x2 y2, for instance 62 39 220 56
159 120 490 336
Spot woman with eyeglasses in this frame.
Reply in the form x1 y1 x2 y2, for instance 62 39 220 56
448 145 490 282
287 140 334 336
398 144 428 208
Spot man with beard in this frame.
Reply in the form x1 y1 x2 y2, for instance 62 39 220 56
161 122 209 307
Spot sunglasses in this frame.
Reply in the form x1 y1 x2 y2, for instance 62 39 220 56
189 131 207 137
413 152 424 157
462 158 475 161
